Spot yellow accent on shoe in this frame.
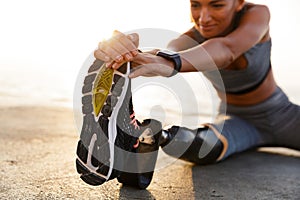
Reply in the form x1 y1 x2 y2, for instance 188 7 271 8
92 66 114 117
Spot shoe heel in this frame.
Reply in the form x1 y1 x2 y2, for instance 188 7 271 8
117 119 161 189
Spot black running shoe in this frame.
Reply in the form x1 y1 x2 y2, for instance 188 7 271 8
76 60 139 186
117 118 162 189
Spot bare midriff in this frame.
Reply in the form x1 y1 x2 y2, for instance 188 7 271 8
217 68 277 106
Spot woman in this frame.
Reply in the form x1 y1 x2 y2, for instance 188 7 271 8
78 0 300 188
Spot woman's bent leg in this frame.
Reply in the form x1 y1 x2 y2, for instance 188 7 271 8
270 102 300 150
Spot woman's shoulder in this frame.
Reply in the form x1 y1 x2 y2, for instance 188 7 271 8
234 2 270 27
240 2 271 42
244 2 270 10
242 2 271 22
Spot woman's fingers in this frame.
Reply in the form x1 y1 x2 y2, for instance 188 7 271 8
130 33 139 45
95 30 139 64
126 33 140 52
97 41 123 62
93 49 110 62
112 30 138 56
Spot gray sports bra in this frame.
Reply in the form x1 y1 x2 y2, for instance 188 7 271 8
203 40 272 94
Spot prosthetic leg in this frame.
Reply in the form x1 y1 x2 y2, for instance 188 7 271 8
118 123 227 189
160 125 228 165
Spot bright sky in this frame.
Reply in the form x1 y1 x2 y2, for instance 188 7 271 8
0 0 299 105
0 0 190 74
0 0 191 99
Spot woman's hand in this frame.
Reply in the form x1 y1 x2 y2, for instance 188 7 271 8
128 51 175 78
94 30 175 78
94 30 139 69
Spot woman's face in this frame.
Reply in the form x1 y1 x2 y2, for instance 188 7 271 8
190 0 244 38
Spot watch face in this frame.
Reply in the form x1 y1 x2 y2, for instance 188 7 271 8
157 49 177 56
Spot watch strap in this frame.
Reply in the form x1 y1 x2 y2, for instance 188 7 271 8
156 50 182 77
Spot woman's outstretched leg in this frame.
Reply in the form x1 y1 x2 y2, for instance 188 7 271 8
160 115 269 164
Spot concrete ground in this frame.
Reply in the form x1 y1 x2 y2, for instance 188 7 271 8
0 106 299 200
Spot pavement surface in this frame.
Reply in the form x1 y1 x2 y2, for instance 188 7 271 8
0 106 299 200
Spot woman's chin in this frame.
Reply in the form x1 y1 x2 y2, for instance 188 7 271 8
195 27 216 39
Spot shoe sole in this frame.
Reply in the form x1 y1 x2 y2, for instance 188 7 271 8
76 60 131 185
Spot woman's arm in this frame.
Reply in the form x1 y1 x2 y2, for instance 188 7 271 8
167 29 201 52
94 4 271 77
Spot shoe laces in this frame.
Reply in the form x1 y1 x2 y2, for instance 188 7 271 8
130 112 140 130
130 111 140 149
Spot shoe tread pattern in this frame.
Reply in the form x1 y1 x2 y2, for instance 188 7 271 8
76 60 135 186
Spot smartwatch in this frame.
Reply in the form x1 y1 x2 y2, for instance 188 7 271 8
156 49 182 77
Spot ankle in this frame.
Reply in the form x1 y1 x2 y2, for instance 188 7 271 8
158 130 171 147
159 126 180 147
